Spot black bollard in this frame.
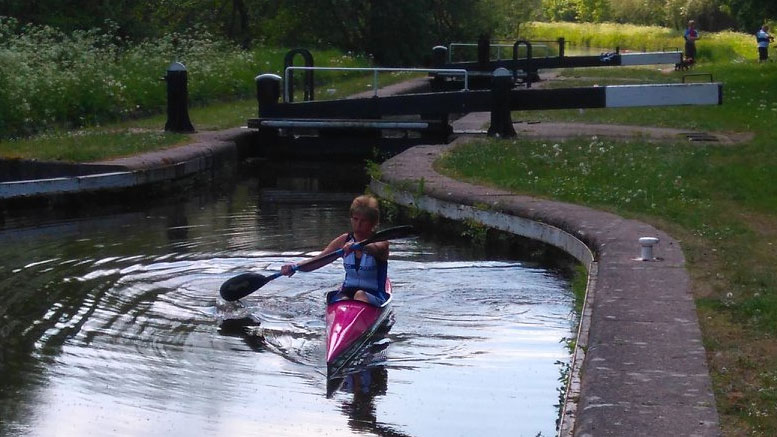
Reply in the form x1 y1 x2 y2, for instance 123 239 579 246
514 40 535 87
477 34 490 67
432 45 448 68
431 46 448 92
487 68 516 138
164 62 195 133
255 74 282 117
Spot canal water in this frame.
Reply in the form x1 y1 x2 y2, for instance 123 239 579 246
0 162 576 437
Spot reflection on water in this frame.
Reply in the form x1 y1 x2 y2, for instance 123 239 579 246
0 162 575 436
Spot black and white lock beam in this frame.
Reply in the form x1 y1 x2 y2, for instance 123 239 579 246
249 68 721 141
253 82 721 120
512 83 722 110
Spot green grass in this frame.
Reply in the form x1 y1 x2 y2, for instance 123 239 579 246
439 50 777 434
0 129 188 162
521 21 756 62
0 16 418 162
0 17 374 140
0 18 417 163
516 62 777 134
0 65 421 162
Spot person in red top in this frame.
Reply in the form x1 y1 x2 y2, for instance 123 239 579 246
684 20 699 62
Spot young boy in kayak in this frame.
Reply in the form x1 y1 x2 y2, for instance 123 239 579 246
280 194 389 307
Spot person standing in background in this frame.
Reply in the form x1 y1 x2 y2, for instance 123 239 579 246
756 25 774 62
684 20 699 62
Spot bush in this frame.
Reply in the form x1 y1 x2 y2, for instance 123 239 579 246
0 17 370 139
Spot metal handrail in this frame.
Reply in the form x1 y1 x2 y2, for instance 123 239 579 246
283 66 469 102
448 42 549 62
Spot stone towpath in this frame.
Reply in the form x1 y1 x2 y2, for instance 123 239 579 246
371 111 721 436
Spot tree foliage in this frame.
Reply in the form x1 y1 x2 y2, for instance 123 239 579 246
538 0 774 31
0 0 515 65
2 0 774 59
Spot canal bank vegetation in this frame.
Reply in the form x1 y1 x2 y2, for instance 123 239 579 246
1 1 771 158
0 18 423 161
439 23 777 435
522 21 757 62
0 16 375 137
0 0 506 142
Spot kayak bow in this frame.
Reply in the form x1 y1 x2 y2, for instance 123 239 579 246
325 280 393 376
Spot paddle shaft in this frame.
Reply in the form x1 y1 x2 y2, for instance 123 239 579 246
293 225 413 273
220 225 413 301
293 239 368 273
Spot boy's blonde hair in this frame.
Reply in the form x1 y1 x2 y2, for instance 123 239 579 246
350 195 380 224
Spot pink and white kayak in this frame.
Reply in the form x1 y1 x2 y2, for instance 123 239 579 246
325 280 392 375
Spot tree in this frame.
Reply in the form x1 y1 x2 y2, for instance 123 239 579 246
258 0 503 65
490 0 544 37
610 0 666 25
542 0 578 21
577 0 611 22
719 0 777 31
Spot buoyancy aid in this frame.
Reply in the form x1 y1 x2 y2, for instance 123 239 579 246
756 30 771 47
341 233 388 299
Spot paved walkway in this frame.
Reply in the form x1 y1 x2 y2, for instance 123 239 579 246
371 111 721 436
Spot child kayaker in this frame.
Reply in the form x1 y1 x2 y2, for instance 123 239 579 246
280 194 389 306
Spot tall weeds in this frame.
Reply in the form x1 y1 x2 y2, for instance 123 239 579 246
0 17 368 139
521 21 756 62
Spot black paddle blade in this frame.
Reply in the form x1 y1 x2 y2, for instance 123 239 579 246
220 273 270 301
363 225 416 244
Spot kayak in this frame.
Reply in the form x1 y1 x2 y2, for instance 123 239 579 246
325 279 393 376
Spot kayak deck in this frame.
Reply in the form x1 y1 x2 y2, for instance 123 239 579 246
325 281 392 376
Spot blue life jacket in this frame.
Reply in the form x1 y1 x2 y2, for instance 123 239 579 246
756 30 771 46
341 233 388 300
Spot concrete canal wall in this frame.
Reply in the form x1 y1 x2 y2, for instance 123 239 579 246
0 128 254 200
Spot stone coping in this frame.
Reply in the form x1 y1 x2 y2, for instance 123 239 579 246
0 128 253 200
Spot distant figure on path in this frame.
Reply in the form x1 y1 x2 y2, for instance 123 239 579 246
756 25 774 62
684 20 699 62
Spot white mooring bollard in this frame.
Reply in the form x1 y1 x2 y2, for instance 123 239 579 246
638 237 660 261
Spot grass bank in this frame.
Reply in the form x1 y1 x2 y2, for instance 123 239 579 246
522 21 757 62
0 69 418 162
439 26 777 434
0 16 418 162
0 17 371 141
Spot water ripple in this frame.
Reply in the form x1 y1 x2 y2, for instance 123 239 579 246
0 189 575 437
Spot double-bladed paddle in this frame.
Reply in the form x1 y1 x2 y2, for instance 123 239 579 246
219 225 415 301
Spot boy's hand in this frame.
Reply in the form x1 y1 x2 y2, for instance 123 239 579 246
343 241 357 256
281 264 297 277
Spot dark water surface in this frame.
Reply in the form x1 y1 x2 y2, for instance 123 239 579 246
0 164 575 437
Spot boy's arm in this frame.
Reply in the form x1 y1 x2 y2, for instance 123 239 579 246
361 241 389 262
284 233 349 274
